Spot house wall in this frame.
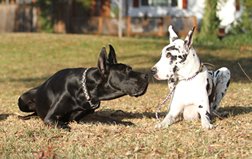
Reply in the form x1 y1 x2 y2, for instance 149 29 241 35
217 0 243 32
111 0 205 25
111 0 244 32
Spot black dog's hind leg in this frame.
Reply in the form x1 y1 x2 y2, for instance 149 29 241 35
18 87 39 112
18 87 39 119
18 112 38 120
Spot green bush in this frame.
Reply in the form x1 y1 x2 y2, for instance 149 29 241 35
194 33 252 47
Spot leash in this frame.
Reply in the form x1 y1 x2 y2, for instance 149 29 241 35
155 63 204 122
203 63 215 69
82 68 100 109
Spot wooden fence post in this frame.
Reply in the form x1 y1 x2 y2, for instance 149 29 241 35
14 4 19 32
98 17 103 35
127 17 131 37
158 17 163 36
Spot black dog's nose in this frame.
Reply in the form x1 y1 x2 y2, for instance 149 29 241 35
151 67 157 74
141 73 148 79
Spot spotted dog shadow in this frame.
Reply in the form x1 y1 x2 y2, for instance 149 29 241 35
218 105 252 117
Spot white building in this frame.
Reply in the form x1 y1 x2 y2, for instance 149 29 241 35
111 0 244 33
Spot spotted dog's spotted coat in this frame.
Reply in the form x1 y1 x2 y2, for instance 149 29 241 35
151 26 230 129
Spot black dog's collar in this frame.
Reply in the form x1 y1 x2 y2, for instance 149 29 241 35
82 68 99 109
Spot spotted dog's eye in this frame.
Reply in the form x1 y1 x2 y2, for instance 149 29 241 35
166 53 171 58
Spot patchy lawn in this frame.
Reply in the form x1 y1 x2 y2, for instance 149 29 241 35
0 33 251 158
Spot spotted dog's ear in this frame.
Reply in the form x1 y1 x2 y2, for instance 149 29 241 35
168 25 179 43
184 26 195 49
98 47 107 76
108 45 117 64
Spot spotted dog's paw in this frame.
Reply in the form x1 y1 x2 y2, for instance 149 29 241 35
202 123 215 130
155 123 163 129
155 122 169 129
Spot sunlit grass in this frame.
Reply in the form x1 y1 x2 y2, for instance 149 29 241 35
0 33 251 158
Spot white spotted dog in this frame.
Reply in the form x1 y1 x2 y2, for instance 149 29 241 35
151 26 231 129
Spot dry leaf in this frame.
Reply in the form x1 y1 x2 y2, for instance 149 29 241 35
125 151 133 156
155 149 167 154
177 148 184 153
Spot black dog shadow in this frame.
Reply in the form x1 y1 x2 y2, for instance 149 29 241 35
218 105 252 117
17 111 134 127
2 105 251 127
0 114 13 121
97 105 252 121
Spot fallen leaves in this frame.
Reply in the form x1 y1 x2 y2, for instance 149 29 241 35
36 146 56 159
155 149 167 154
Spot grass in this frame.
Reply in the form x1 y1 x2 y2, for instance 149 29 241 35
0 33 251 158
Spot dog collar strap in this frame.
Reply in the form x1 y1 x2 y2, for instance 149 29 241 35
82 68 91 100
180 63 204 81
155 63 204 122
82 68 99 109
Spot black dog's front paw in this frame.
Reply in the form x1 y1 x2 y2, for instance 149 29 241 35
44 119 71 131
57 122 71 131
117 121 134 126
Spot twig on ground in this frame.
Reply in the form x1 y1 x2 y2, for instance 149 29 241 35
238 62 252 81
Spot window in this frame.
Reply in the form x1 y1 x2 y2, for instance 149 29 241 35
171 0 178 7
133 0 139 8
152 0 169 6
141 0 149 6
235 0 240 11
141 0 177 7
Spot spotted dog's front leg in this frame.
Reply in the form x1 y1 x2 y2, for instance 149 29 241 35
155 113 177 129
198 98 215 130
155 94 183 129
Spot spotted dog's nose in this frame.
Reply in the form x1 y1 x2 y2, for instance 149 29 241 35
151 67 157 75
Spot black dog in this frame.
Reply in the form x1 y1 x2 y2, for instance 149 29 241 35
18 45 148 129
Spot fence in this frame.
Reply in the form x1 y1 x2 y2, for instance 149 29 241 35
53 2 197 37
55 16 197 37
0 4 16 32
0 4 197 37
0 4 38 33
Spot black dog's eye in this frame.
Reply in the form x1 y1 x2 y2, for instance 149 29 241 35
166 53 171 58
122 67 132 73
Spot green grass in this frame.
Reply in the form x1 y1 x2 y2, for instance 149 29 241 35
0 33 251 158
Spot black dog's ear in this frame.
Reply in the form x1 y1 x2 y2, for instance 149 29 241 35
108 45 117 64
98 47 107 76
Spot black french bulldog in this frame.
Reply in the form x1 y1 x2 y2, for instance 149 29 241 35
18 45 148 129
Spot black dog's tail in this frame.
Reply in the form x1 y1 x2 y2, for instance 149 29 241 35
18 87 39 119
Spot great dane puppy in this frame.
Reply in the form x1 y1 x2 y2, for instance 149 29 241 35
151 26 230 129
18 45 148 129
